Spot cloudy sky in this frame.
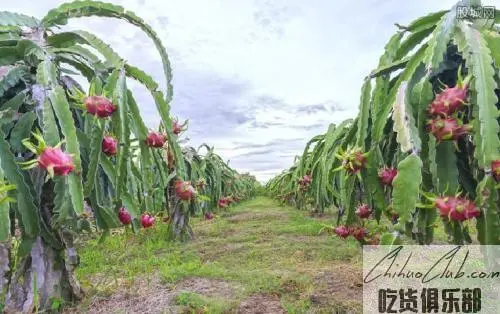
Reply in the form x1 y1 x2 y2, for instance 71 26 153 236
4 0 496 182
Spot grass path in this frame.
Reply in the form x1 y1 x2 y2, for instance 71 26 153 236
67 197 364 313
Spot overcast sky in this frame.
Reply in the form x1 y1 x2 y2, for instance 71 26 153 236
3 0 497 182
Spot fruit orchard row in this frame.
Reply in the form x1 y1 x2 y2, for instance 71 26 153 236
267 1 500 247
0 1 258 311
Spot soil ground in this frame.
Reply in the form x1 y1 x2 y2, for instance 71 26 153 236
64 197 368 313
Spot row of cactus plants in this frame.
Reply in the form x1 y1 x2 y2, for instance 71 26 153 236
267 0 499 248
0 1 258 312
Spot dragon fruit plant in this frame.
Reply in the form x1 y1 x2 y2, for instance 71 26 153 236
102 135 118 156
378 167 398 187
162 145 259 240
0 1 196 311
355 204 372 219
172 118 188 135
140 214 155 228
118 207 132 225
145 130 167 148
334 225 351 239
83 95 117 118
267 0 500 248
175 180 197 201
0 2 259 312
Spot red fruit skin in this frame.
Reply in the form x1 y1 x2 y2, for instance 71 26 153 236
427 117 456 142
204 212 214 220
218 199 228 208
492 160 500 182
141 214 155 228
84 96 102 115
448 206 466 221
458 197 481 220
355 204 372 219
298 174 312 186
435 197 451 217
118 207 132 225
378 168 398 186
102 136 118 156
427 117 471 142
351 227 367 241
173 120 183 135
303 175 312 183
463 204 481 220
427 85 468 117
145 131 166 148
175 181 196 201
334 225 350 238
84 96 117 118
435 196 480 221
38 147 75 176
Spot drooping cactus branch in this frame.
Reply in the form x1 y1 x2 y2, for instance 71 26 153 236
267 0 500 246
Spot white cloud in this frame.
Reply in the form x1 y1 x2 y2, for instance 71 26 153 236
4 0 495 183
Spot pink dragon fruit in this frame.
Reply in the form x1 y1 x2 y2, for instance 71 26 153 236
38 147 75 176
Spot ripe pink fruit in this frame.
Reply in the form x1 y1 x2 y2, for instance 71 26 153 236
175 181 196 201
118 207 132 225
38 147 75 176
427 85 468 117
145 131 166 148
218 198 228 208
102 136 118 156
303 174 312 184
172 120 183 135
378 167 398 186
435 196 481 221
351 227 367 241
355 204 372 219
334 225 350 238
204 212 214 220
435 197 452 217
298 174 312 187
84 96 117 118
141 214 155 228
492 160 500 182
426 117 471 143
453 198 480 221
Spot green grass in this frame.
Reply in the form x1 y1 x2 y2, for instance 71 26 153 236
74 196 364 313
72 196 479 313
174 292 237 313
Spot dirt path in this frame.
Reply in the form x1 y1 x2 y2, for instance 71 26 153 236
65 197 363 313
